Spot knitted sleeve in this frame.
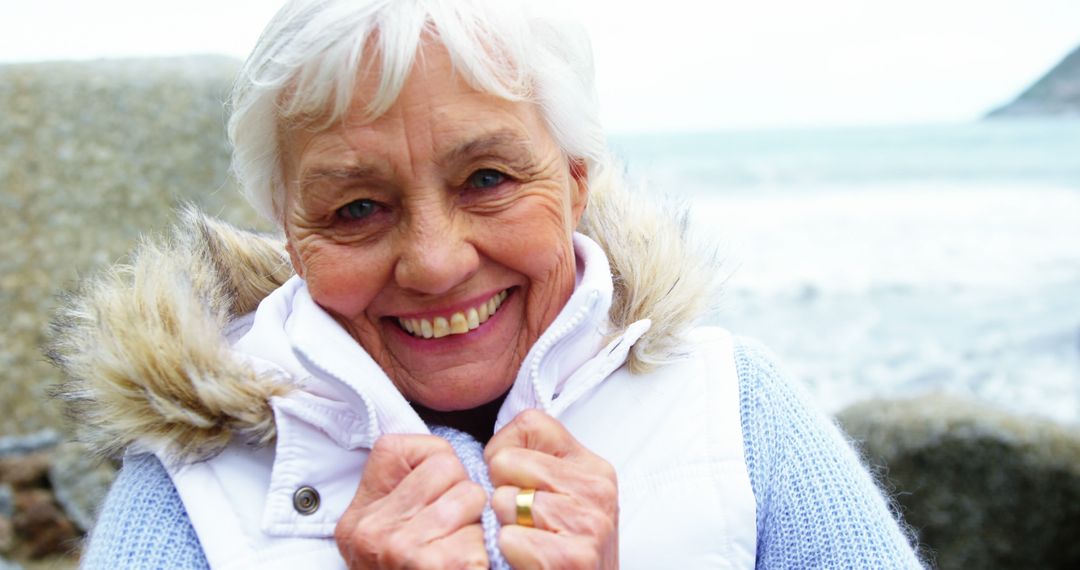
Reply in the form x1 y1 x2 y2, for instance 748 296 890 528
80 453 209 569
85 339 923 570
734 337 925 569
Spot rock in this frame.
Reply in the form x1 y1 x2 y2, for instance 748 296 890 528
0 515 12 553
11 490 79 559
0 485 11 519
0 431 59 458
0 57 272 438
47 443 115 532
0 455 50 489
988 44 1080 117
837 395 1080 570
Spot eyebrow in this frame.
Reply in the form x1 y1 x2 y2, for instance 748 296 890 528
441 129 534 166
298 129 534 190
298 163 387 192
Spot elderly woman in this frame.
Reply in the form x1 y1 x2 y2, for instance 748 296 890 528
50 0 923 568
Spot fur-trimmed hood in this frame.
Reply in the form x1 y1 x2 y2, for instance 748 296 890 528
47 179 717 461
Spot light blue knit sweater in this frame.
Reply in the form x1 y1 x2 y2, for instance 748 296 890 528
81 339 925 568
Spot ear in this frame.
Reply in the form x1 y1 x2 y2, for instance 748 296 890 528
568 158 589 227
285 234 305 279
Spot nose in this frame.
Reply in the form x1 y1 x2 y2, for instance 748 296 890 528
393 206 479 295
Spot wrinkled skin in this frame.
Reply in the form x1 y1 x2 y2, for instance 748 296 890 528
281 45 587 415
334 435 490 569
487 410 620 570
335 412 619 569
280 42 617 569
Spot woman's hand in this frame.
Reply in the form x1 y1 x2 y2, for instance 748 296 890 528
486 410 619 569
335 434 489 569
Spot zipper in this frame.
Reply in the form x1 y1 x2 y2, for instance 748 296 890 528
527 290 599 408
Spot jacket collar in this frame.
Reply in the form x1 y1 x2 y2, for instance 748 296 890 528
231 232 651 442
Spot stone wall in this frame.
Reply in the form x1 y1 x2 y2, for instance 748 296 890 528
838 395 1080 569
1 432 108 569
0 57 269 439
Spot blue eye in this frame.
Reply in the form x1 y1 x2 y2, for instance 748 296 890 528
339 199 377 221
467 169 505 189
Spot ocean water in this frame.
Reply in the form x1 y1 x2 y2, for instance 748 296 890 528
611 120 1080 425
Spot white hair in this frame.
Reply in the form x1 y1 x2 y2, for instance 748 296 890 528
228 0 614 224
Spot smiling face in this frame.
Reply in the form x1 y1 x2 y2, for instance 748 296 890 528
280 44 588 412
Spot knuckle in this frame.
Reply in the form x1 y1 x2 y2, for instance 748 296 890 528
372 434 407 457
595 511 617 539
596 458 618 484
428 436 455 454
580 470 618 507
373 434 452 459
380 531 416 567
578 547 601 569
563 538 601 569
407 549 438 569
333 514 354 545
460 480 488 504
575 505 614 541
597 476 618 505
333 521 351 547
550 540 595 570
463 549 489 569
486 448 512 475
334 525 380 567
516 408 549 430
431 450 464 472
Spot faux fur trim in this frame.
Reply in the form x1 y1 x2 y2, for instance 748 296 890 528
47 178 719 460
578 168 720 374
47 207 295 461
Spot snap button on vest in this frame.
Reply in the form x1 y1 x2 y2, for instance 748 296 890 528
293 486 320 515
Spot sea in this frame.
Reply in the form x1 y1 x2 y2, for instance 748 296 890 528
609 119 1080 425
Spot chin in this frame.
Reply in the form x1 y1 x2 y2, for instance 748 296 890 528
412 379 511 412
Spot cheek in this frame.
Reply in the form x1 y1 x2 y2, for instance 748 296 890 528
487 191 578 288
294 240 392 318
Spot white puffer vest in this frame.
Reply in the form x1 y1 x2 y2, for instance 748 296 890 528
163 234 757 569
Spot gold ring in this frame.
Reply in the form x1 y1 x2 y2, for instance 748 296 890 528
515 488 536 527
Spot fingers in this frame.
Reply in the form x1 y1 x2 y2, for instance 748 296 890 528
427 524 489 569
491 486 616 537
487 445 618 505
485 409 577 461
354 434 461 502
486 412 618 510
341 523 490 569
372 450 470 520
340 480 487 564
500 525 607 570
484 410 621 569
335 434 489 569
407 478 488 544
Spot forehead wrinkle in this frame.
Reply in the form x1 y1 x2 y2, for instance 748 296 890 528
439 128 534 166
299 163 387 189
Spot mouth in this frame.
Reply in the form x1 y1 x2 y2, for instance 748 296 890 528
395 289 510 339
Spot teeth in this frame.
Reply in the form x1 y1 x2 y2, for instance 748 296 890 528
433 317 450 338
398 289 509 340
449 313 469 334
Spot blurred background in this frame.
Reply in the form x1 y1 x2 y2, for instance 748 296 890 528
1 1 1078 568
7 0 1077 422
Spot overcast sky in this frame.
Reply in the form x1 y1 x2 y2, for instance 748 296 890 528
3 0 1078 132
